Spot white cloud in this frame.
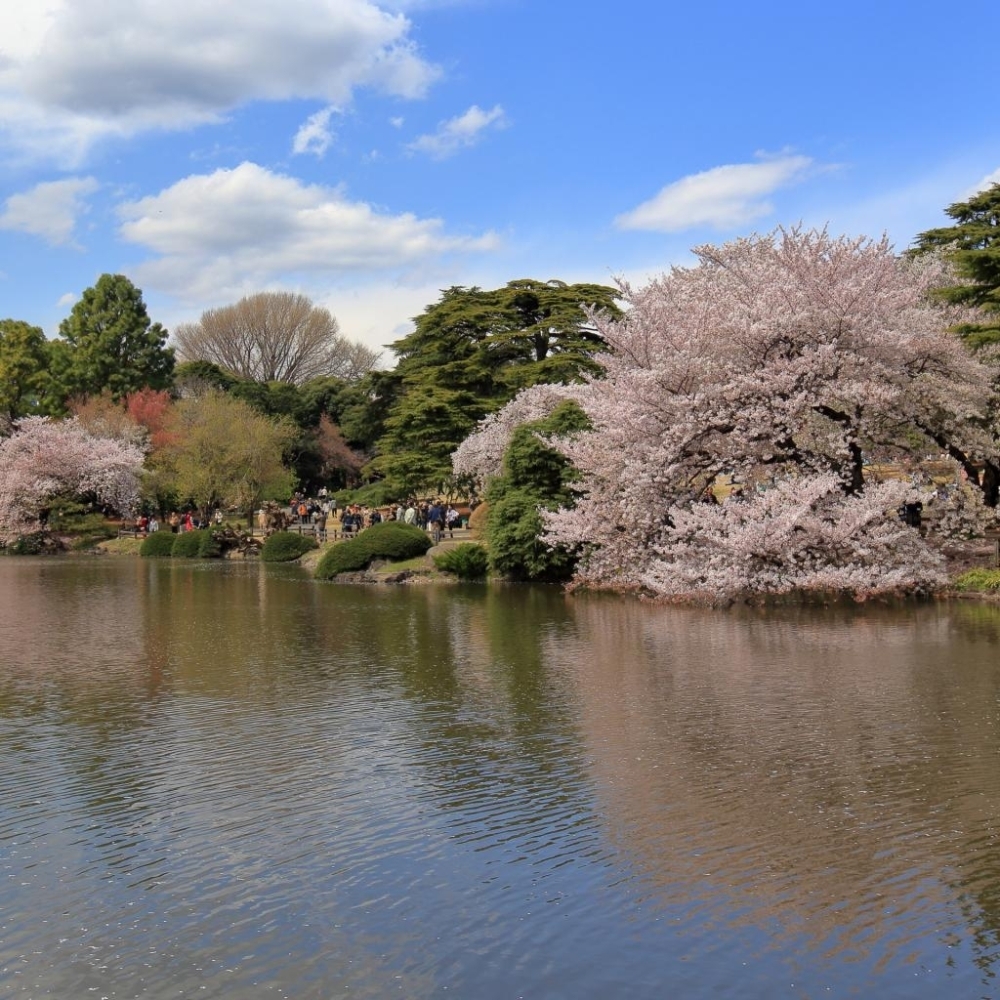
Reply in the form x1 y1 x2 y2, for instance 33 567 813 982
964 167 1000 199
615 155 814 233
408 103 506 159
0 0 440 162
0 176 98 245
117 161 498 303
292 106 340 157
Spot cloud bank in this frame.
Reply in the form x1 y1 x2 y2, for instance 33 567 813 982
117 162 498 302
0 0 440 162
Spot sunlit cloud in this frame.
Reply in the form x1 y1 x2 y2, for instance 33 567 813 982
615 155 814 233
292 106 340 158
0 176 99 246
408 103 507 159
0 0 441 163
117 161 499 303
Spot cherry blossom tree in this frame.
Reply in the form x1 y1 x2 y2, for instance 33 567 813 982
467 228 998 602
0 417 145 542
452 382 582 488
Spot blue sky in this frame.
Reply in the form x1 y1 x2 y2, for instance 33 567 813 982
2 0 999 358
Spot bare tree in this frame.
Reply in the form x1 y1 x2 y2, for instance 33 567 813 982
174 292 381 384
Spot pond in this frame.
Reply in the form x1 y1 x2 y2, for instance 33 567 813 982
2 558 1000 999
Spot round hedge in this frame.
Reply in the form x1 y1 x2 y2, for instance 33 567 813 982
261 530 318 562
315 521 432 580
140 531 177 557
172 529 208 558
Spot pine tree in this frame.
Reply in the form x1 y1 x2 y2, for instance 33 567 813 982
909 182 1000 347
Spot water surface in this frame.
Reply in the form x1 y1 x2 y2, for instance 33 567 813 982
2 558 1000 998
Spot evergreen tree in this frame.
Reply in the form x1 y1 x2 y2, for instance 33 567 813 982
58 274 175 401
486 400 590 581
371 280 619 495
909 182 1000 347
0 320 50 428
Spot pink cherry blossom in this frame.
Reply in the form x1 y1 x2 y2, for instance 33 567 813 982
463 228 998 601
0 417 145 542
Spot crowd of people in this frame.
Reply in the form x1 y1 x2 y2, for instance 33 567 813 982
132 490 470 545
290 494 466 544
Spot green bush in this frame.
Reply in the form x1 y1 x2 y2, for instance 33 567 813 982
4 532 52 556
433 543 489 579
953 568 1000 592
198 530 223 558
314 538 374 578
315 521 431 580
140 531 176 557
172 529 208 558
485 401 588 582
261 530 318 562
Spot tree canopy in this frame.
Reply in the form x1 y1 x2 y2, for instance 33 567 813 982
0 417 145 542
368 279 620 495
0 320 49 429
467 229 999 602
58 274 175 401
158 392 296 521
174 292 380 385
909 182 1000 347
485 400 590 581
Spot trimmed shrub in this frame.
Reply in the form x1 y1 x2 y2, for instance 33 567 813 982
171 529 207 558
315 521 432 580
467 502 488 538
140 531 176 557
360 521 434 560
433 543 489 579
261 530 318 562
314 538 374 578
198 530 223 558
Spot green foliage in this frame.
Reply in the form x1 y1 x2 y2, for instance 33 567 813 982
370 280 620 495
315 538 375 577
910 183 1000 347
485 400 589 581
4 532 52 555
260 530 319 562
953 568 1000 592
315 522 432 579
163 392 296 518
171 529 208 558
173 360 238 395
140 531 176 557
0 319 50 424
57 274 175 400
198 530 223 558
433 543 489 579
333 479 396 509
486 488 578 581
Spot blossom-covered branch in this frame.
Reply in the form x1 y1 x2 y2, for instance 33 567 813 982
0 417 145 541
469 228 998 601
